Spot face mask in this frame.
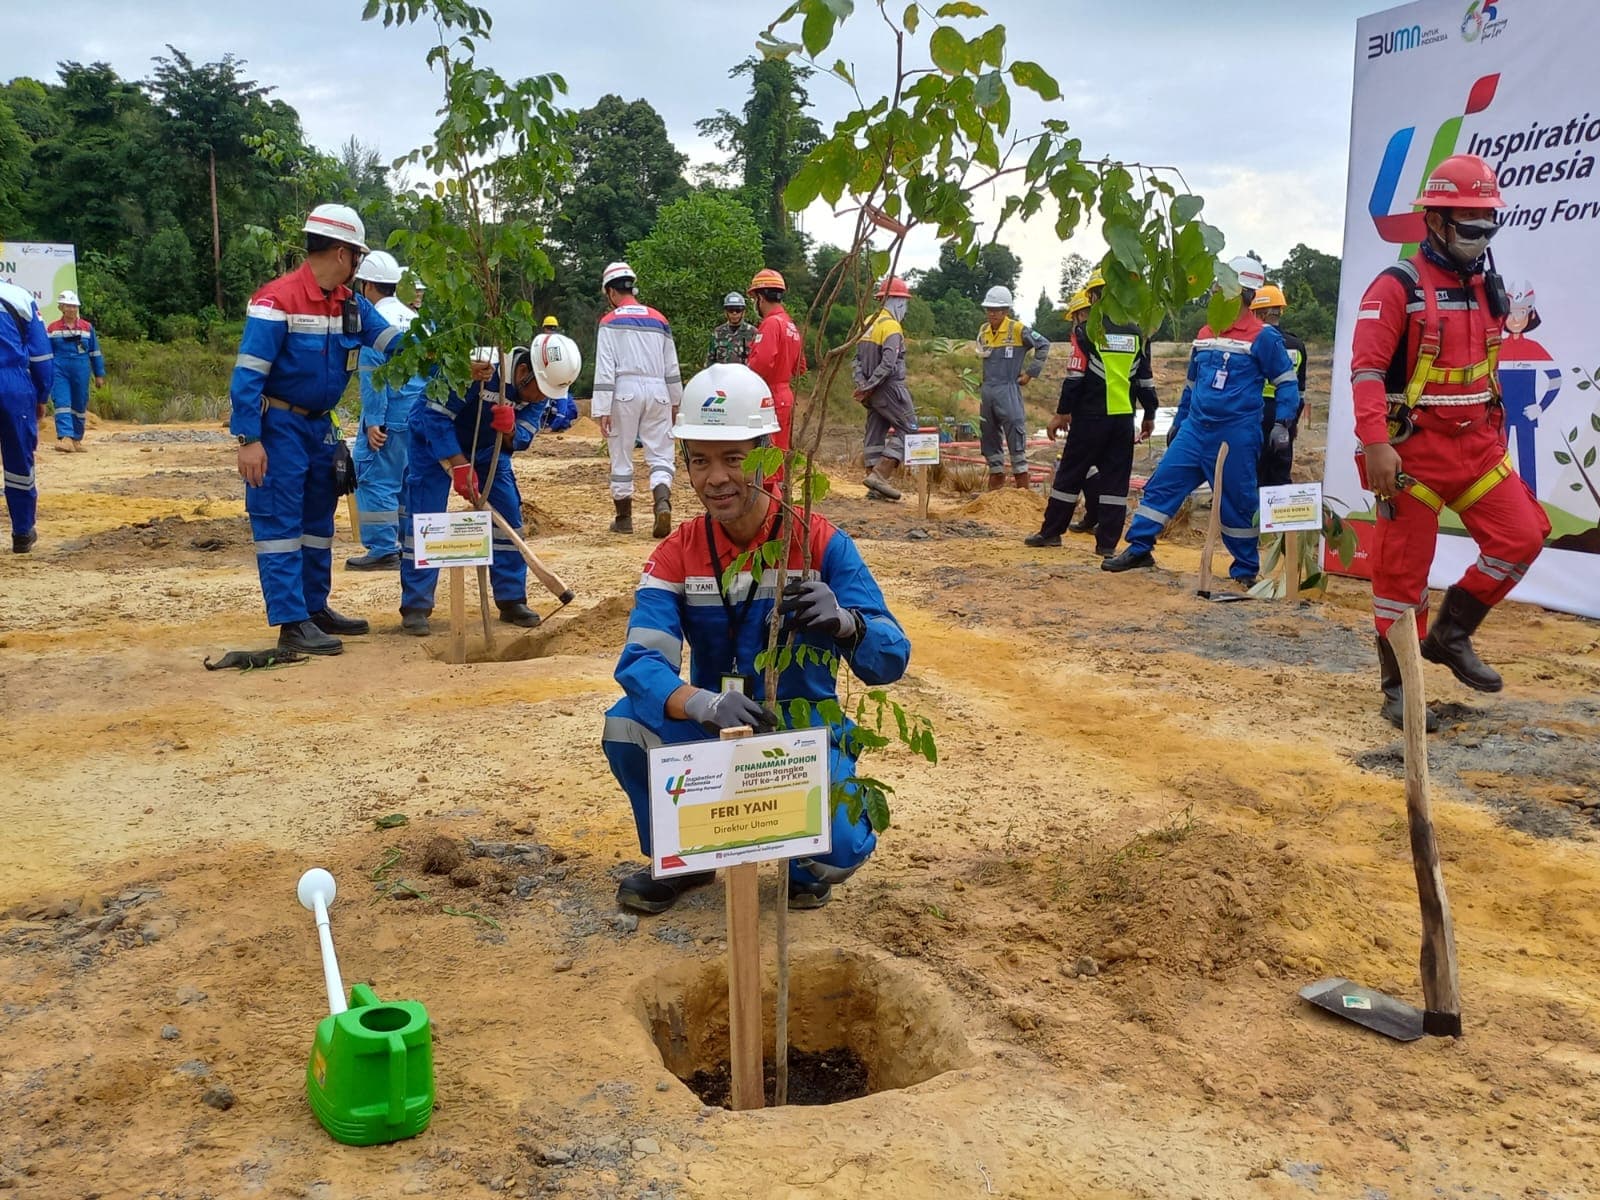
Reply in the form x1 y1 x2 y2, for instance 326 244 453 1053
885 297 908 322
1444 218 1498 267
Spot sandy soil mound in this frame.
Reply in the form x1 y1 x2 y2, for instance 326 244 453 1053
957 488 1047 525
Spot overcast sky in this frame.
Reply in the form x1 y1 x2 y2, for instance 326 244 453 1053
1 0 1386 307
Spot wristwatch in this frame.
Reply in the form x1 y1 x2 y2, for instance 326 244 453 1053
236 435 260 446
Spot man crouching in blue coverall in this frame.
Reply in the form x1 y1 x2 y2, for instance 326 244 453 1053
1102 255 1301 587
602 363 911 915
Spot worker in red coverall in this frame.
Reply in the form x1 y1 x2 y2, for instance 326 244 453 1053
746 268 807 450
1351 153 1549 732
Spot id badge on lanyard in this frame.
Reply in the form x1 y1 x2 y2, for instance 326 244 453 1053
1210 352 1230 391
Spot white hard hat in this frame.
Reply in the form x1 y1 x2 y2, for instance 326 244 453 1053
354 250 402 284
671 364 780 441
1228 255 1267 291
529 332 582 398
601 261 636 291
723 292 747 308
981 285 1014 309
303 203 369 251
57 289 81 306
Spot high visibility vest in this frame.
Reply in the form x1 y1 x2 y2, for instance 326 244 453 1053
1263 346 1304 401
1094 325 1144 416
977 317 1026 350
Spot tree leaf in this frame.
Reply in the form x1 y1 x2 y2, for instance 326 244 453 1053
1572 482 1585 492
1554 451 1572 465
1585 447 1597 469
935 1 986 16
1103 217 1146 271
1206 290 1241 336
802 2 834 58
1171 194 1204 224
929 26 969 74
1571 428 1581 443
820 0 854 16
1009 60 1061 101
902 2 918 33
973 70 1003 109
1591 412 1600 431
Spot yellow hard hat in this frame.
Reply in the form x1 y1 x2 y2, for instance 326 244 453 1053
1250 284 1288 311
1085 269 1107 290
1064 289 1091 316
542 315 560 329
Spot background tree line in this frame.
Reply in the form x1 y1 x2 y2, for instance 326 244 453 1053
1 51 1341 365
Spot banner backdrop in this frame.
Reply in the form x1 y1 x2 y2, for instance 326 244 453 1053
1328 0 1600 620
0 242 77 324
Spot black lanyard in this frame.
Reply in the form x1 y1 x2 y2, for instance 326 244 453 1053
704 514 760 677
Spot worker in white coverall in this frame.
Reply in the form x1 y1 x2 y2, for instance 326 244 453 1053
592 261 684 539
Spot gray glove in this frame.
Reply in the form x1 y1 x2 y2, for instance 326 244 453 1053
779 579 859 642
683 688 776 735
1268 422 1292 457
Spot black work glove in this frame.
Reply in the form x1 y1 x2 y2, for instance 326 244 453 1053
779 579 859 642
683 689 777 735
1268 422 1292 458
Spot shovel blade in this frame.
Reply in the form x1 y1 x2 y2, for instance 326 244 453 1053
1298 977 1425 1042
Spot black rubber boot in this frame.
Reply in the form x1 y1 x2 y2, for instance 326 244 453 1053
651 483 672 539
497 600 541 628
1093 541 1120 557
616 868 715 915
279 620 342 656
787 878 833 910
1101 547 1155 573
1377 635 1439 732
12 529 37 554
1069 513 1096 534
1023 532 1062 548
609 498 633 534
311 608 370 636
1421 585 1503 692
345 550 400 571
401 609 431 637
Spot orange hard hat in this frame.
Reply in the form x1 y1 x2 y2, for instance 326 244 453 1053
1250 284 1288 311
1414 154 1504 209
876 275 911 299
750 268 786 292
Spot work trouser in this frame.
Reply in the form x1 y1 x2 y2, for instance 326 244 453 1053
246 406 338 627
352 425 410 556
399 450 527 614
1258 402 1302 488
863 387 918 469
1 389 38 536
600 695 877 886
605 394 675 500
1368 403 1548 638
1037 414 1135 548
979 381 1028 474
770 383 795 452
51 358 91 441
1125 415 1263 581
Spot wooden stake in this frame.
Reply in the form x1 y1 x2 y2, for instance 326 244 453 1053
344 493 362 545
1196 442 1229 597
1386 614 1463 1035
719 725 764 1111
1284 530 1301 602
774 869 789 1107
476 564 495 649
448 566 467 666
916 465 930 520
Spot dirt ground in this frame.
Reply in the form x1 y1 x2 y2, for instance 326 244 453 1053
3 411 1600 1200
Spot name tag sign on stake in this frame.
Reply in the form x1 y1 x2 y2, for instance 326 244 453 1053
904 430 940 519
1259 482 1323 603
413 512 495 663
649 726 832 1112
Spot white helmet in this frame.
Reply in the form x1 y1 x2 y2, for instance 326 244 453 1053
57 289 81 307
981 285 1013 309
671 364 780 441
303 203 368 251
528 332 582 398
723 292 747 308
1228 255 1266 291
354 249 403 284
601 261 636 291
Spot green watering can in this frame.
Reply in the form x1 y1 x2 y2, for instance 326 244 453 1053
297 869 435 1146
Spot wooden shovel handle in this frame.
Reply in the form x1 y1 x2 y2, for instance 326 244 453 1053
487 508 572 603
1197 442 1229 595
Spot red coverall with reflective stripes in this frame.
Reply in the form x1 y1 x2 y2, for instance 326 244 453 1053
1351 250 1549 636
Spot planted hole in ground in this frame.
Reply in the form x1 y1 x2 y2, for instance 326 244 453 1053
636 947 974 1108
421 594 631 663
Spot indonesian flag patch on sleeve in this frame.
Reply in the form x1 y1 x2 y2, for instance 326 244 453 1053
1357 300 1383 321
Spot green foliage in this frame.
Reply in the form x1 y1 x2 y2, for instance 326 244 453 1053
1032 290 1071 343
626 192 765 372
95 334 238 422
915 241 1021 307
137 226 201 316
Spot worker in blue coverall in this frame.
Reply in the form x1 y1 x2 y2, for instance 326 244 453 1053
347 250 425 571
47 289 104 451
230 204 401 655
0 279 54 553
1103 256 1302 586
398 348 547 636
601 363 912 916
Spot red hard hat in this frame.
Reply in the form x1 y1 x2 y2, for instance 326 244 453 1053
876 275 911 299
1414 154 1503 209
749 268 786 292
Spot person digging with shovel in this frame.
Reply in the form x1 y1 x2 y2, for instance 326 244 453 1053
601 363 911 915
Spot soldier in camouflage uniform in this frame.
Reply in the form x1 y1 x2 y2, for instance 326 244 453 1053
705 292 758 367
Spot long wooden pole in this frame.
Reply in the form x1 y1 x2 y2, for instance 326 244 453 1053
448 566 467 666
476 564 495 649
1284 530 1301 602
1386 613 1462 1036
719 726 764 1111
1196 442 1229 597
488 509 574 603
774 868 789 1106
